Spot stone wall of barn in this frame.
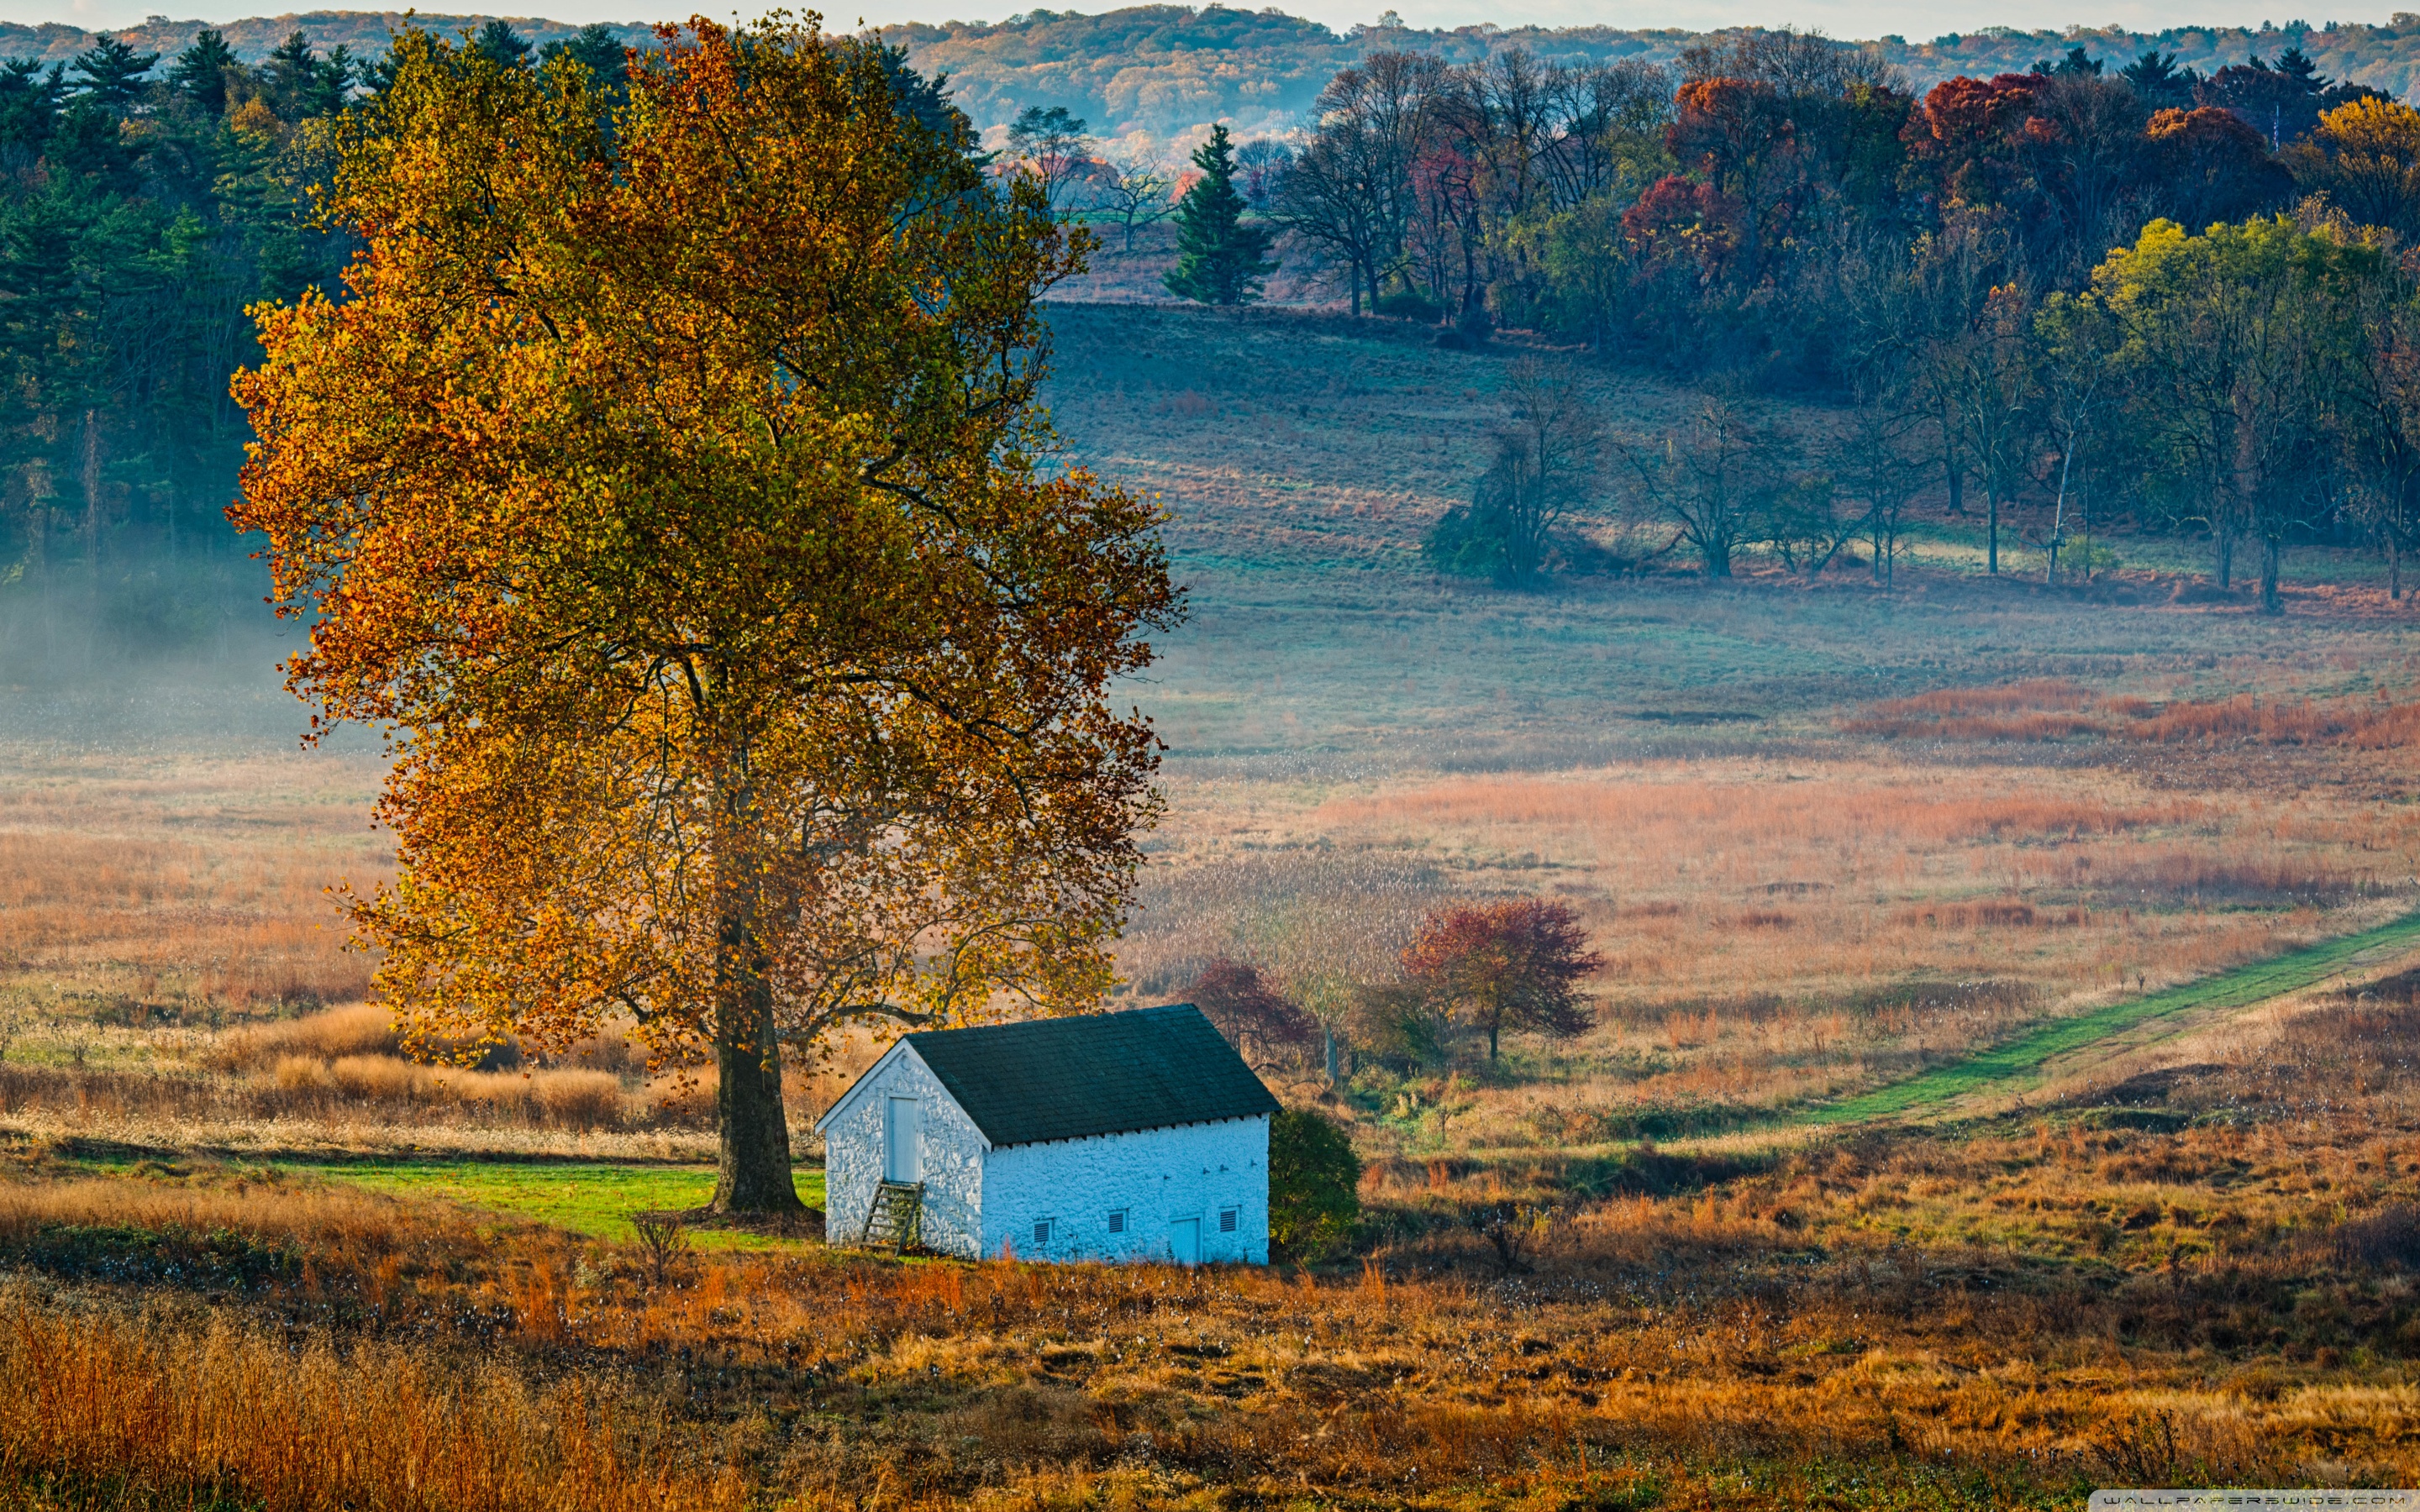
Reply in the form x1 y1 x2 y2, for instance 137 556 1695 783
818 1045 989 1258
980 1115 1270 1266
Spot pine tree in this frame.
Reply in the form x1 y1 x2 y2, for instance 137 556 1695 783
471 21 534 71
170 30 239 115
1163 123 1276 306
70 34 159 116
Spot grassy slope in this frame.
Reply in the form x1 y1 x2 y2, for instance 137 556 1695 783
1813 911 2420 1124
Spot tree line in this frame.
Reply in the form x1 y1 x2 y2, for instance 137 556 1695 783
0 21 626 660
1207 32 2420 602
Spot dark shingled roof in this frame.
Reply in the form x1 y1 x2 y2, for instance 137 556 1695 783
897 1004 1279 1148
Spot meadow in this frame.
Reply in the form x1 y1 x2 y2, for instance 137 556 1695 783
4 303 2420 1507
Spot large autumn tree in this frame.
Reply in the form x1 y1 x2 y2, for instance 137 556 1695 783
231 17 1181 1212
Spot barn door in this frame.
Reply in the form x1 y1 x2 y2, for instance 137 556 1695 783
885 1096 922 1184
1169 1216 1200 1266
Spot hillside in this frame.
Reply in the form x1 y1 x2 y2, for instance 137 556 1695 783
18 6 2420 136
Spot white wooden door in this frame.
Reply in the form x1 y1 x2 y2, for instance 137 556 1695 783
884 1096 921 1184
1169 1216 1200 1266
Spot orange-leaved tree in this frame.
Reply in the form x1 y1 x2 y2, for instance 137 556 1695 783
230 17 1181 1211
1401 900 1602 1062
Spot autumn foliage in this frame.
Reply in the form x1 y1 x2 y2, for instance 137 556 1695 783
229 18 1179 1210
1402 899 1602 1060
1186 958 1319 1068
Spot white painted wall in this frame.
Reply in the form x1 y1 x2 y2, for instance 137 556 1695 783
817 1044 989 1258
980 1115 1270 1266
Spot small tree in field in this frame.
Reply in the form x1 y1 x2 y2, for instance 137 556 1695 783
232 20 1180 1214
1423 358 1602 586
1165 123 1277 306
1092 154 1176 253
1402 900 1602 1062
1188 958 1318 1070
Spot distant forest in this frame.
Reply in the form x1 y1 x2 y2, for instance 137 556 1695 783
12 5 2420 673
25 8 2420 136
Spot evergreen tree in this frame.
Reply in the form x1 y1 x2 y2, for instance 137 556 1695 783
0 60 65 151
2033 45 2102 77
540 24 630 92
312 46 357 117
264 32 319 115
1163 123 1276 306
2121 49 2200 109
471 21 534 71
170 30 239 116
70 34 159 115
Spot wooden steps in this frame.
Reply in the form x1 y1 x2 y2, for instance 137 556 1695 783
859 1180 924 1254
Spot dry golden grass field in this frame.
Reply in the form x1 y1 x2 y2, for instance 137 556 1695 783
6 305 2420 1509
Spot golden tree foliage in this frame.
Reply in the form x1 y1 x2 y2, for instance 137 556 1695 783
2288 94 2420 239
230 15 1180 1209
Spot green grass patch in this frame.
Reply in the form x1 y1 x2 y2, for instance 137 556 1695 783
1811 911 2420 1124
296 1162 827 1249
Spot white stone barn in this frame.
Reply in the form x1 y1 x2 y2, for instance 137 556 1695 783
815 1004 1279 1264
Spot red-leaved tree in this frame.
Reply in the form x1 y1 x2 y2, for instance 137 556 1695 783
1401 900 1602 1062
1189 958 1320 1070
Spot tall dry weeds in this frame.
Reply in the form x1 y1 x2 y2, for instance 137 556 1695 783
0 1285 748 1511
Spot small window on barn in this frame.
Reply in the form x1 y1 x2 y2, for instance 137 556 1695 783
1219 1207 1239 1234
1106 1209 1127 1234
1034 1219 1052 1246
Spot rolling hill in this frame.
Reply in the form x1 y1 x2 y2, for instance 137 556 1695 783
14 6 2420 138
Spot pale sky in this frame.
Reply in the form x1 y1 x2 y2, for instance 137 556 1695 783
0 0 2391 47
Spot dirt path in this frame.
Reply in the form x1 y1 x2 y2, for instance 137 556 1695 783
1810 911 2420 1126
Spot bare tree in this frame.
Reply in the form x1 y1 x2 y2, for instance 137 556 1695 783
1272 50 1445 313
2022 76 2154 282
1090 155 1175 253
1234 137 1295 211
1835 374 1929 588
1536 59 1673 209
1473 359 1602 583
1615 396 1784 577
1954 283 2041 575
2333 266 2420 601
1900 215 2016 533
2033 289 2118 585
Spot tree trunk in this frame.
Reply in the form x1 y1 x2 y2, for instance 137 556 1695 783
81 411 101 596
1487 1018 1500 1061
706 764 802 1215
1944 449 1964 517
2215 526 2234 590
2389 532 2402 601
1986 488 1999 575
1702 538 1732 577
2260 534 2283 616
709 942 802 1212
1323 1025 1340 1084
